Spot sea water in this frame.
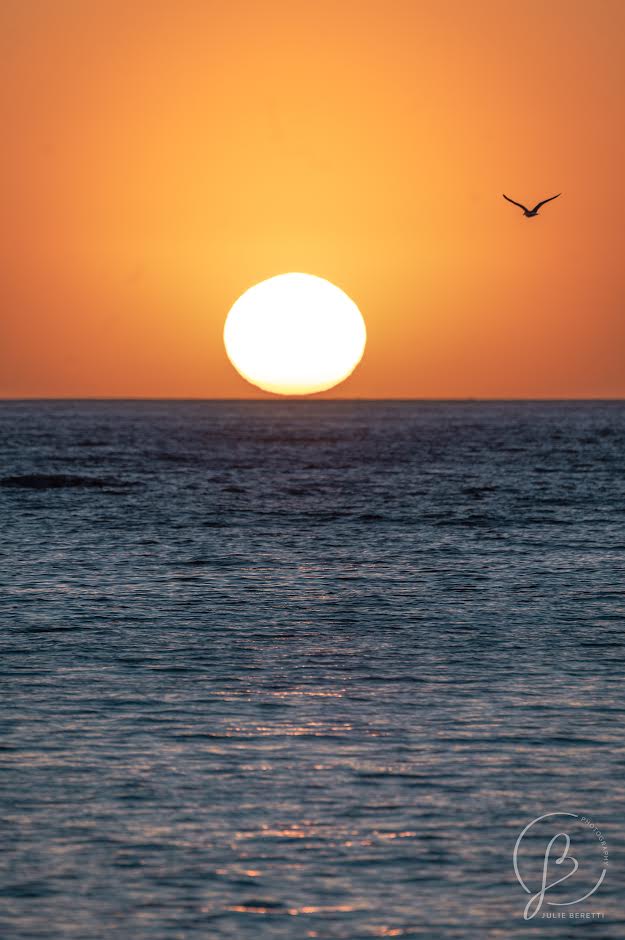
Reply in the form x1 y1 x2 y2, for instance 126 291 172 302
1 401 624 938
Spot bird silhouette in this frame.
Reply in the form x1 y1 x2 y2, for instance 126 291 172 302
502 193 561 217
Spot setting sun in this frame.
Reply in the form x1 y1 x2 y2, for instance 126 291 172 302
223 273 367 395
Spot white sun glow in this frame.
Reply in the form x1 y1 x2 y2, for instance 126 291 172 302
224 273 366 395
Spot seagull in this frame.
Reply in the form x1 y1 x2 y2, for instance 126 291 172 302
502 193 561 217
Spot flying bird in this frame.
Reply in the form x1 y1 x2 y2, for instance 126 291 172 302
502 193 561 217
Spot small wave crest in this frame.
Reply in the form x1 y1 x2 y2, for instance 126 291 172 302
0 473 131 491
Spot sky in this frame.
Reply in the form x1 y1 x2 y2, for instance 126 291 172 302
1 0 624 398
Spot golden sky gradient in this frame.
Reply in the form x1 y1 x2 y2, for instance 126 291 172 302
1 0 624 397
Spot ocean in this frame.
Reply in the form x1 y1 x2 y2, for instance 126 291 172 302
1 400 624 938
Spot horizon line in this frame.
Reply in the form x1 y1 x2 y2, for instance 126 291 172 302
1 397 624 403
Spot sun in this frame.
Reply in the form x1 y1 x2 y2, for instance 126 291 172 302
224 273 366 395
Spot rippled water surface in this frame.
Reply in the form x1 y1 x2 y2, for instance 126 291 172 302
1 401 624 938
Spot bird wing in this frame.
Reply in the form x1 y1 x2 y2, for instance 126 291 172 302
503 194 529 212
531 193 561 212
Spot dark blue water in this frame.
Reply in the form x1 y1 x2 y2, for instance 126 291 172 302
1 401 624 938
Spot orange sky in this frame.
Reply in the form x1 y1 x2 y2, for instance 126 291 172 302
1 0 624 398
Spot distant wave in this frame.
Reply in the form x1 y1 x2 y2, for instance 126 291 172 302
0 473 131 490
